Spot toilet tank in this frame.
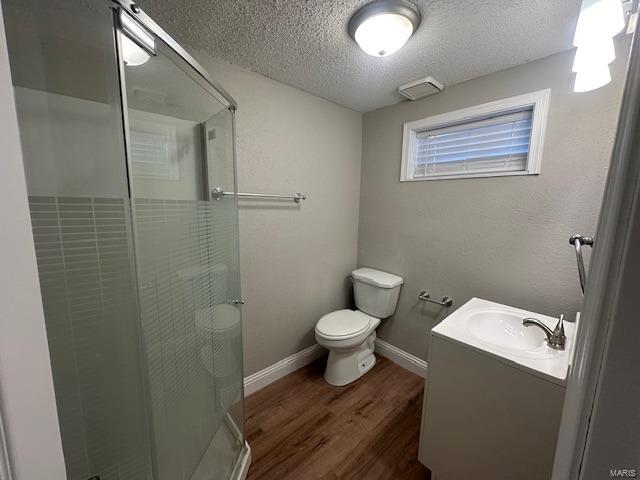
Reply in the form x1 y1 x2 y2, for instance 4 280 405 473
352 268 403 318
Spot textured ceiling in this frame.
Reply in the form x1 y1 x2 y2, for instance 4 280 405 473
134 0 581 112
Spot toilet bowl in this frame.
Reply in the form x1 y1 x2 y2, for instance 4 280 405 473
315 268 403 386
315 309 381 386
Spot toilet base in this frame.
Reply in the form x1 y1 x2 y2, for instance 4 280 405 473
323 332 377 386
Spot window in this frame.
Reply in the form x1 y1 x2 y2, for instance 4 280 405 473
400 89 550 181
129 115 180 181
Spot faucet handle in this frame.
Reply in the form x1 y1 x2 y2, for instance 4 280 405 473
555 314 565 334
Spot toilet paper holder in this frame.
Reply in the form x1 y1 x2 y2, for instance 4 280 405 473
418 290 453 308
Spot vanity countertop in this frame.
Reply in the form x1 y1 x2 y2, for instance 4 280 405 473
431 297 579 386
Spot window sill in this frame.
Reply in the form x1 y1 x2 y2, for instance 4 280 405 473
400 170 540 182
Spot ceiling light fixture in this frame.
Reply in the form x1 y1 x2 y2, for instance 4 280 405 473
574 63 612 92
572 0 625 92
120 33 151 66
348 0 421 57
119 9 156 67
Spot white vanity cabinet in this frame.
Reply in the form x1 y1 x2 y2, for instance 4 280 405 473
417 298 576 480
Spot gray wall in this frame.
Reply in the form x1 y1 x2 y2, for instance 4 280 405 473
193 53 363 375
358 39 631 361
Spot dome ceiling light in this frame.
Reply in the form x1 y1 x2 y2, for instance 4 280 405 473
348 0 421 57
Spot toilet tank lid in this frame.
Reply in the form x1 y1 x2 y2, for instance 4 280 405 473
352 267 403 288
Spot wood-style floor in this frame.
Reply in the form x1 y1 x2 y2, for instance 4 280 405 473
244 356 431 480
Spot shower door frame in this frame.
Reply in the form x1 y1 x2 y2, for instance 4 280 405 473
113 0 236 113
110 1 251 479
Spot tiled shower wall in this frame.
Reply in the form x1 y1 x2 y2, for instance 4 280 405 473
29 195 244 480
29 196 151 480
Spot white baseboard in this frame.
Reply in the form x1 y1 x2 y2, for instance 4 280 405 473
374 338 428 378
243 343 326 396
243 339 425 396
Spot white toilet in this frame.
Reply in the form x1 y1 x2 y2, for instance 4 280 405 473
315 267 403 386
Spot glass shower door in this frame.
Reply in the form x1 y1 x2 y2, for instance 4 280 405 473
2 0 154 478
118 20 245 480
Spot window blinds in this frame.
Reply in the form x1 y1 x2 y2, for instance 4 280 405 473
413 108 533 178
130 129 177 179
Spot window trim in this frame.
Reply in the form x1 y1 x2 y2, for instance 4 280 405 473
400 89 551 182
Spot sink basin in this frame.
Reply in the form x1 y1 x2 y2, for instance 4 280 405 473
431 298 577 385
466 308 547 352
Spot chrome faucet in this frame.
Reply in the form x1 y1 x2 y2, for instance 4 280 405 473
522 314 566 350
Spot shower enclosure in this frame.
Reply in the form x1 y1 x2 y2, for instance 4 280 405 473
1 0 249 479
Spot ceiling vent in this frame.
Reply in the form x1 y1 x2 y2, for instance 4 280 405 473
398 76 444 100
133 86 168 105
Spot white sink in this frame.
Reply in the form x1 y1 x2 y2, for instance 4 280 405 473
431 298 578 385
466 307 549 355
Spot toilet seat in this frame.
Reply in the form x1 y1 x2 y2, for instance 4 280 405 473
315 309 374 339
